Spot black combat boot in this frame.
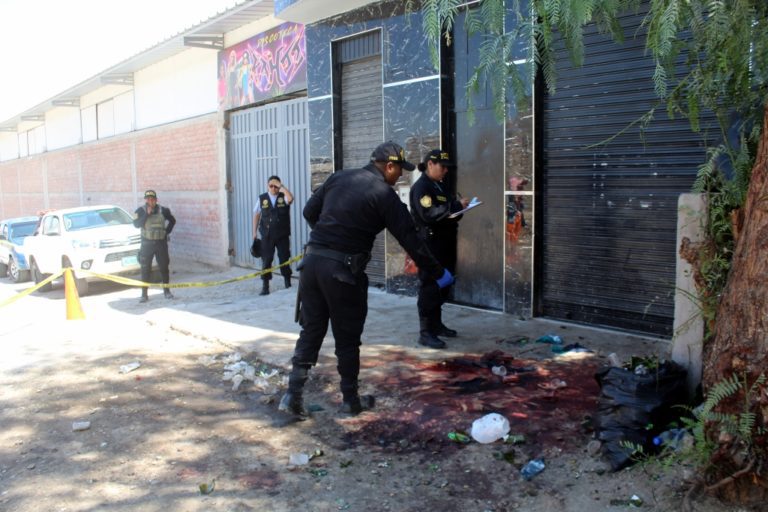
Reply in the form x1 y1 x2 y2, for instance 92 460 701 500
139 288 148 303
164 287 174 299
278 365 310 419
284 275 292 288
340 378 375 415
417 317 446 349
437 311 457 337
260 280 270 296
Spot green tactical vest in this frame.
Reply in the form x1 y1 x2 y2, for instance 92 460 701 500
142 209 167 240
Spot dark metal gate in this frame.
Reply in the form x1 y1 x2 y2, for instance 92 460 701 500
540 10 716 335
335 31 385 285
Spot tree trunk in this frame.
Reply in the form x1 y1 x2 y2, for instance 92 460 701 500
702 104 768 503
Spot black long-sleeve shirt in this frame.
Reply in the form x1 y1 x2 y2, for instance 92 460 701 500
304 163 444 280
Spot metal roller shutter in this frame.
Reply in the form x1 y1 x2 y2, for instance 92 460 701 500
540 10 716 336
340 51 385 285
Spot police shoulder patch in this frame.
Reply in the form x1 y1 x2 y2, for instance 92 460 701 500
420 195 432 208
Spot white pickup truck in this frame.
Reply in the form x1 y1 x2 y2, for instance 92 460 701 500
24 205 142 295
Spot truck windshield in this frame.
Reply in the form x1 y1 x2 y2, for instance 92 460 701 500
9 221 38 242
63 208 133 231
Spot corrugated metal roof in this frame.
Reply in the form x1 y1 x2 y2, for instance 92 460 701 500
1 0 274 130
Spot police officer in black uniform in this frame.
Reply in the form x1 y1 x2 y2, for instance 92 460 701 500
279 141 454 419
133 190 176 303
253 175 293 295
410 149 469 348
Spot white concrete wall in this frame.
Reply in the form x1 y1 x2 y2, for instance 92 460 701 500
114 91 135 135
134 47 219 129
0 132 19 161
46 107 82 150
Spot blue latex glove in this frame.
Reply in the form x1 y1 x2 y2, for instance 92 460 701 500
436 269 455 289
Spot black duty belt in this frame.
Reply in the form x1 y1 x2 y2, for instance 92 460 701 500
305 246 371 274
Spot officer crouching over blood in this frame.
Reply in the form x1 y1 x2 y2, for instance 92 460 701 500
280 141 454 420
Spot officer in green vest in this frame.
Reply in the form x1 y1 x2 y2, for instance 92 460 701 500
133 190 176 303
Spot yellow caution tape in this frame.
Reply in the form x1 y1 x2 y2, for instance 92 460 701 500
0 254 304 308
0 269 64 308
79 253 303 289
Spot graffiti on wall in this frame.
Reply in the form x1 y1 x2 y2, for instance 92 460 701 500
218 22 307 110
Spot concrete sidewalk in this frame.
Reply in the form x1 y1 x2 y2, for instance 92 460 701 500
126 261 670 370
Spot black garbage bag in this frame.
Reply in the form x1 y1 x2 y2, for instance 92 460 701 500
594 361 688 471
250 238 262 258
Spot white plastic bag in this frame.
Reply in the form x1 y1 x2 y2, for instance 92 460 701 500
470 413 510 444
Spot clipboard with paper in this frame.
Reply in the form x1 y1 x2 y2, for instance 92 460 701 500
448 197 483 218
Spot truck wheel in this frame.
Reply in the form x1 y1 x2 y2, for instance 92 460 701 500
31 260 53 292
9 257 30 283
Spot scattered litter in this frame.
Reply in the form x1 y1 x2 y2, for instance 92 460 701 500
535 334 562 344
634 364 649 375
289 453 310 466
552 343 593 354
222 353 242 364
520 458 545 480
309 449 324 460
308 404 325 412
491 365 507 376
72 421 91 432
307 468 328 477
537 379 567 391
610 494 643 507
493 450 516 464
504 433 526 445
219 354 287 395
607 353 622 367
470 413 510 444
653 428 693 452
198 479 215 495
119 361 141 374
197 355 218 366
447 431 471 444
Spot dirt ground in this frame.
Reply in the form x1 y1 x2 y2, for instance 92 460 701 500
0 268 759 512
0 338 754 511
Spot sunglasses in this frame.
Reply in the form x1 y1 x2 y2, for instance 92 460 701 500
269 184 280 189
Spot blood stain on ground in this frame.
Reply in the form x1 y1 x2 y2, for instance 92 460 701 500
345 349 601 452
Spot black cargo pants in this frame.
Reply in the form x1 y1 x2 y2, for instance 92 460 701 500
290 254 368 394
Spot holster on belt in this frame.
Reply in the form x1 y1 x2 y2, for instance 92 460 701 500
306 246 371 276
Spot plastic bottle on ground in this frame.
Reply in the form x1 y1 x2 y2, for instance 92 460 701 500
520 458 545 480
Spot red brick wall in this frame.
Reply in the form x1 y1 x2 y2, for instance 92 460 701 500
0 114 228 267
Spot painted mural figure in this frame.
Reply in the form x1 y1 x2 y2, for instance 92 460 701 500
409 149 469 349
278 142 454 420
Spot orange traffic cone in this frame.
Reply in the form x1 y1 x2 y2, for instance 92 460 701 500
64 268 86 320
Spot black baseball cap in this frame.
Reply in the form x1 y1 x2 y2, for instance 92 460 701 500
144 190 157 198
424 149 453 166
370 141 415 171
